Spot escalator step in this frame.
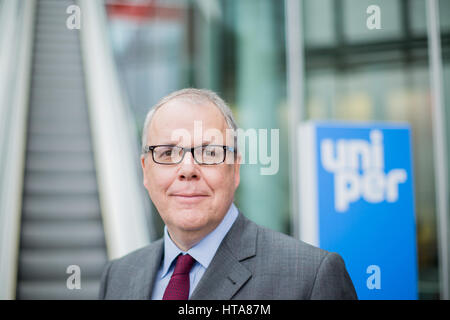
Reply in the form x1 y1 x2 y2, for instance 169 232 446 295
28 120 90 135
24 171 98 194
22 193 101 221
17 280 102 300
25 150 95 172
18 249 107 282
20 221 106 249
27 134 92 152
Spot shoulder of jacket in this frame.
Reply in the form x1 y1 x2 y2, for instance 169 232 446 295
108 238 163 269
254 221 329 262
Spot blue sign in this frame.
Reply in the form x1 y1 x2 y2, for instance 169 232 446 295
298 121 418 300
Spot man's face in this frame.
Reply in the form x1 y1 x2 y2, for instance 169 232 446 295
141 98 240 240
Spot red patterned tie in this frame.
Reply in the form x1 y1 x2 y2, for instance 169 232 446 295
162 254 196 300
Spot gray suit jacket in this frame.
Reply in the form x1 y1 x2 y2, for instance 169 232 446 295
98 213 357 299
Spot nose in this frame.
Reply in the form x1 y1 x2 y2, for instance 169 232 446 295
177 150 200 181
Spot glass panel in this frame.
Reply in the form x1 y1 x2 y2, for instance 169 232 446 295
411 0 450 35
410 0 427 36
107 3 189 130
303 0 336 47
440 0 450 300
343 0 402 42
439 0 450 32
233 0 288 233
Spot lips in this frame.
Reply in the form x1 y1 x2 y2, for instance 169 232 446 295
171 193 209 204
172 193 208 197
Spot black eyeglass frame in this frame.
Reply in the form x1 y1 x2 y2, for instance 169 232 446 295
143 144 236 165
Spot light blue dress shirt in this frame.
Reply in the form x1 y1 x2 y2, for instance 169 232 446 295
151 202 239 300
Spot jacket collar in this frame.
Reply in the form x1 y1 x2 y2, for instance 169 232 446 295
190 212 257 299
129 238 164 299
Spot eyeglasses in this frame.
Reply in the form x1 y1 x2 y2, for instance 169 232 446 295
143 144 235 165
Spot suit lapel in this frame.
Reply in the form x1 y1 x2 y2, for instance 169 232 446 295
190 213 257 300
130 239 164 299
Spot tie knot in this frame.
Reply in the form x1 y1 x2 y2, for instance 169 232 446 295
173 254 196 276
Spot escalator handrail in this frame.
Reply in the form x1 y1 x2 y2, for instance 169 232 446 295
0 0 36 300
78 0 151 260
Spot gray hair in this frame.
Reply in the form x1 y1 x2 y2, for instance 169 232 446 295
141 88 239 153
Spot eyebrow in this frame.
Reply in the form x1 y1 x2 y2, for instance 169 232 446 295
152 137 182 145
153 140 214 147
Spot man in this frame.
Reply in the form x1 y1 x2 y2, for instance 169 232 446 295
98 88 357 300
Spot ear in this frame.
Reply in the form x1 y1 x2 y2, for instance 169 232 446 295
141 155 148 188
233 152 241 190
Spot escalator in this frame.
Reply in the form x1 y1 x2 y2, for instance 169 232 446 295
15 0 107 299
0 0 152 300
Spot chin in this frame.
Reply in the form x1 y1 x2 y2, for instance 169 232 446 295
172 209 211 231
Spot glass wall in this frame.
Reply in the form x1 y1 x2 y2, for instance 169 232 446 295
105 0 449 299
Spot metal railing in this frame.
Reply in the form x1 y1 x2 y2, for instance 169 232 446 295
78 0 153 260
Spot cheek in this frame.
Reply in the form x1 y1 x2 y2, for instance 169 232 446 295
203 165 235 194
144 166 173 197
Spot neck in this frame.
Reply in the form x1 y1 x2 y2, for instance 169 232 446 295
166 226 215 252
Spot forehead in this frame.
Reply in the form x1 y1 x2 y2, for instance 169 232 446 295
148 98 230 144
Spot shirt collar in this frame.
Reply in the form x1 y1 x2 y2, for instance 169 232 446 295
161 202 239 278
